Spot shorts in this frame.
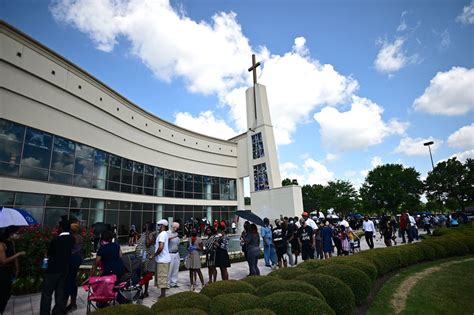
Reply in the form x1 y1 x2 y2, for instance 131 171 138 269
156 263 170 289
275 246 287 262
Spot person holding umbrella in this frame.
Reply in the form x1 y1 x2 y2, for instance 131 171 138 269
0 227 26 315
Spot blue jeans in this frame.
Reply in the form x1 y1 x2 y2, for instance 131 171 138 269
263 243 277 266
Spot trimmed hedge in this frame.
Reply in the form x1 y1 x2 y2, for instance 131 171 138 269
315 264 371 305
155 309 208 315
92 304 153 315
241 276 277 288
255 279 325 302
296 259 328 270
200 280 255 298
235 309 276 315
262 291 335 315
358 248 401 275
268 267 310 279
296 274 355 315
416 242 437 261
151 292 210 313
210 293 261 315
327 257 377 282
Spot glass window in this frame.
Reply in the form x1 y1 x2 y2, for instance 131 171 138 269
106 200 119 209
251 132 265 159
51 151 74 173
0 191 15 207
253 163 269 191
94 150 108 164
0 119 25 142
164 170 174 191
133 172 143 187
120 183 131 193
43 207 68 227
73 175 92 188
25 128 52 149
21 206 44 225
92 179 106 190
53 136 75 155
131 211 142 233
121 169 132 185
0 140 22 165
108 166 121 183
143 203 153 211
144 165 154 175
109 155 121 168
122 158 133 171
74 158 93 177
75 143 94 160
105 210 118 228
70 208 89 226
19 166 49 181
14 192 45 206
70 197 90 209
118 211 130 236
142 211 153 227
21 144 51 169
0 162 19 177
107 181 120 192
119 201 131 211
46 195 70 207
49 171 73 185
194 175 203 199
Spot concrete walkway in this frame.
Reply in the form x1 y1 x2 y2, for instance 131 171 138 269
4 233 417 315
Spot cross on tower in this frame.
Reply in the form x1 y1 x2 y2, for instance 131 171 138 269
248 54 261 121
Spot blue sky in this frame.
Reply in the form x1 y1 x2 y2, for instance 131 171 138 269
2 0 473 191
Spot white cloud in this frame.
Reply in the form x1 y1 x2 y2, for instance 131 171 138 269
226 38 358 145
371 156 383 168
450 149 474 162
413 67 474 115
280 158 334 185
51 0 252 95
439 29 451 49
447 123 474 150
374 38 418 73
394 137 442 156
174 111 238 139
456 0 474 25
397 11 408 32
325 153 339 162
314 96 408 152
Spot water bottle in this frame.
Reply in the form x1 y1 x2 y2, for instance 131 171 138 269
41 258 48 269
141 249 147 260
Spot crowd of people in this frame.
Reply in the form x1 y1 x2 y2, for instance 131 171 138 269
0 208 468 314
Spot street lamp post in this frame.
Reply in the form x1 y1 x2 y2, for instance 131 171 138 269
424 141 435 170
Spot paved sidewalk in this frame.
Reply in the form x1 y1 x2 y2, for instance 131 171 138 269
4 233 417 315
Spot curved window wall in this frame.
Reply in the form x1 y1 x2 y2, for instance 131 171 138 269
0 118 237 200
0 190 236 235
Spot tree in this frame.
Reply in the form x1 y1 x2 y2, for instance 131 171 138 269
425 158 474 212
359 164 424 215
302 184 325 212
282 178 299 186
323 180 358 216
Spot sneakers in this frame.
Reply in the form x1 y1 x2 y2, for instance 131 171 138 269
170 283 179 288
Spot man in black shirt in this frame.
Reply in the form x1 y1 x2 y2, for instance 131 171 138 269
297 218 315 261
272 219 288 268
40 219 75 315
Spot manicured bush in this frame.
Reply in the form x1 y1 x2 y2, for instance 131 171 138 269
429 237 469 257
392 245 424 267
268 267 310 279
255 279 325 301
458 235 474 253
241 276 277 288
359 247 401 275
235 309 275 315
315 264 371 305
262 291 335 315
416 242 437 261
327 257 378 282
296 274 355 315
297 259 328 270
200 280 255 298
151 292 210 313
210 293 261 315
423 240 447 258
155 308 208 315
92 304 153 315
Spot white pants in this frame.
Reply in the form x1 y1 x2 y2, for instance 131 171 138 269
168 253 180 286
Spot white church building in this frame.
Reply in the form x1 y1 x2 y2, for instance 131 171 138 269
0 21 303 235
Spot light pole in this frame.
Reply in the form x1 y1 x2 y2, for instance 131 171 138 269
424 141 435 170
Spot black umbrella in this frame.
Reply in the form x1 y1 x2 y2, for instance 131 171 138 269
235 210 265 226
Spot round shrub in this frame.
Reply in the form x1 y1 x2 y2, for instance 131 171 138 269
429 237 469 257
268 267 310 279
392 245 424 267
92 304 153 315
296 274 355 315
235 309 276 315
326 257 377 282
416 242 437 261
255 279 325 301
297 259 328 270
241 276 277 288
424 240 447 258
210 293 261 315
458 235 474 253
262 291 334 315
315 264 371 305
151 291 210 313
359 248 400 275
155 308 208 315
200 280 255 298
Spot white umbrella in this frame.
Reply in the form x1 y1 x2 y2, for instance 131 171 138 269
0 207 30 228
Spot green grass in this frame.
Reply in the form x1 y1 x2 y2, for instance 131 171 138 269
367 256 474 315
402 258 474 315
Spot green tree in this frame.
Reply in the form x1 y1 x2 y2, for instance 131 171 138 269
323 180 358 216
359 164 424 215
282 178 299 186
425 158 474 211
302 184 325 212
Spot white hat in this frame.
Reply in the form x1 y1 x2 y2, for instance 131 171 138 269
157 219 169 227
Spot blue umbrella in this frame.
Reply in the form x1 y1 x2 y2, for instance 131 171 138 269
0 207 38 228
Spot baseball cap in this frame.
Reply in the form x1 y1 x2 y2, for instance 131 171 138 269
302 211 309 217
157 219 169 226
